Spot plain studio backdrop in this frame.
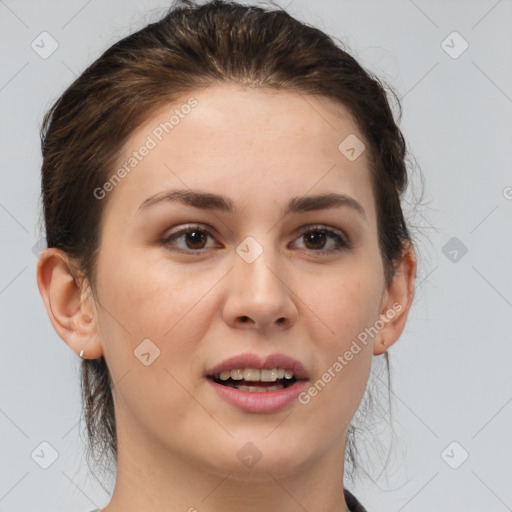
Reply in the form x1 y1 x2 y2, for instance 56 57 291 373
1 1 511 511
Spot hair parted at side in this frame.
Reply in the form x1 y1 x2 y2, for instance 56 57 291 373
39 0 417 488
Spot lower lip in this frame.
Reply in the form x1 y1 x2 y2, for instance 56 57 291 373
207 378 308 413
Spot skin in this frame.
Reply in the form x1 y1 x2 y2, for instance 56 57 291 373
37 83 416 512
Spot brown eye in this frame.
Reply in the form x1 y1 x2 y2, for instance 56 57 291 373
162 225 216 253
303 230 327 250
182 230 208 249
162 224 350 256
294 226 350 255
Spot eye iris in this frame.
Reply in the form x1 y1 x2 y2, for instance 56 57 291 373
304 231 326 250
186 230 207 249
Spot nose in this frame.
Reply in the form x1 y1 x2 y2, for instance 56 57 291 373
221 240 298 333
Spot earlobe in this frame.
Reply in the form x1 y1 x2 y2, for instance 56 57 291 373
373 241 417 356
36 248 104 359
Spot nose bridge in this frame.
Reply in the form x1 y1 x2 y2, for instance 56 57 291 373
223 233 297 329
234 234 282 301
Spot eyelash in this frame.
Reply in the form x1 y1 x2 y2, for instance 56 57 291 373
161 224 351 256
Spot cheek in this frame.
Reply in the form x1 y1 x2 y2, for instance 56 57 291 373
297 261 381 416
94 253 215 431
96 249 221 373
306 262 383 348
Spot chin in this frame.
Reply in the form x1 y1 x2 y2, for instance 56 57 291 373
192 435 318 481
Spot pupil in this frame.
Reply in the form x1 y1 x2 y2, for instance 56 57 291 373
186 231 206 249
305 231 325 250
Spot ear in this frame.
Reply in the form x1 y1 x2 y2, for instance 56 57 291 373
373 240 417 355
36 248 104 359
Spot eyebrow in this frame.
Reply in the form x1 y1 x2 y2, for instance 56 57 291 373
138 189 367 222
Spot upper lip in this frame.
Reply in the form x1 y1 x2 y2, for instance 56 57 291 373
206 352 309 380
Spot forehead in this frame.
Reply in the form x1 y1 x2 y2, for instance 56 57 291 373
101 83 374 222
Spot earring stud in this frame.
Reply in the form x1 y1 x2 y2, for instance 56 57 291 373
79 349 84 358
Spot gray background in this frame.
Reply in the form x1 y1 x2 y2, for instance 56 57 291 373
1 0 511 511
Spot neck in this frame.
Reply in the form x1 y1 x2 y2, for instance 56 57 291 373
101 419 350 512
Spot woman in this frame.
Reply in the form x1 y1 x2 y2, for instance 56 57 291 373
36 1 417 510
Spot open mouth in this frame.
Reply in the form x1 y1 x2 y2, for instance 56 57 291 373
210 376 298 392
208 368 299 392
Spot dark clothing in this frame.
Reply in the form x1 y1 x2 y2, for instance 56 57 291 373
88 490 368 512
344 488 369 511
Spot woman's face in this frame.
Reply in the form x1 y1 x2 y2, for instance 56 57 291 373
83 84 411 479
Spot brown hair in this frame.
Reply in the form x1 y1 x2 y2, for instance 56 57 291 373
39 0 417 487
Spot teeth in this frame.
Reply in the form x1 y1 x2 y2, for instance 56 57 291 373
260 368 278 382
230 369 243 380
243 368 260 381
214 367 295 382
